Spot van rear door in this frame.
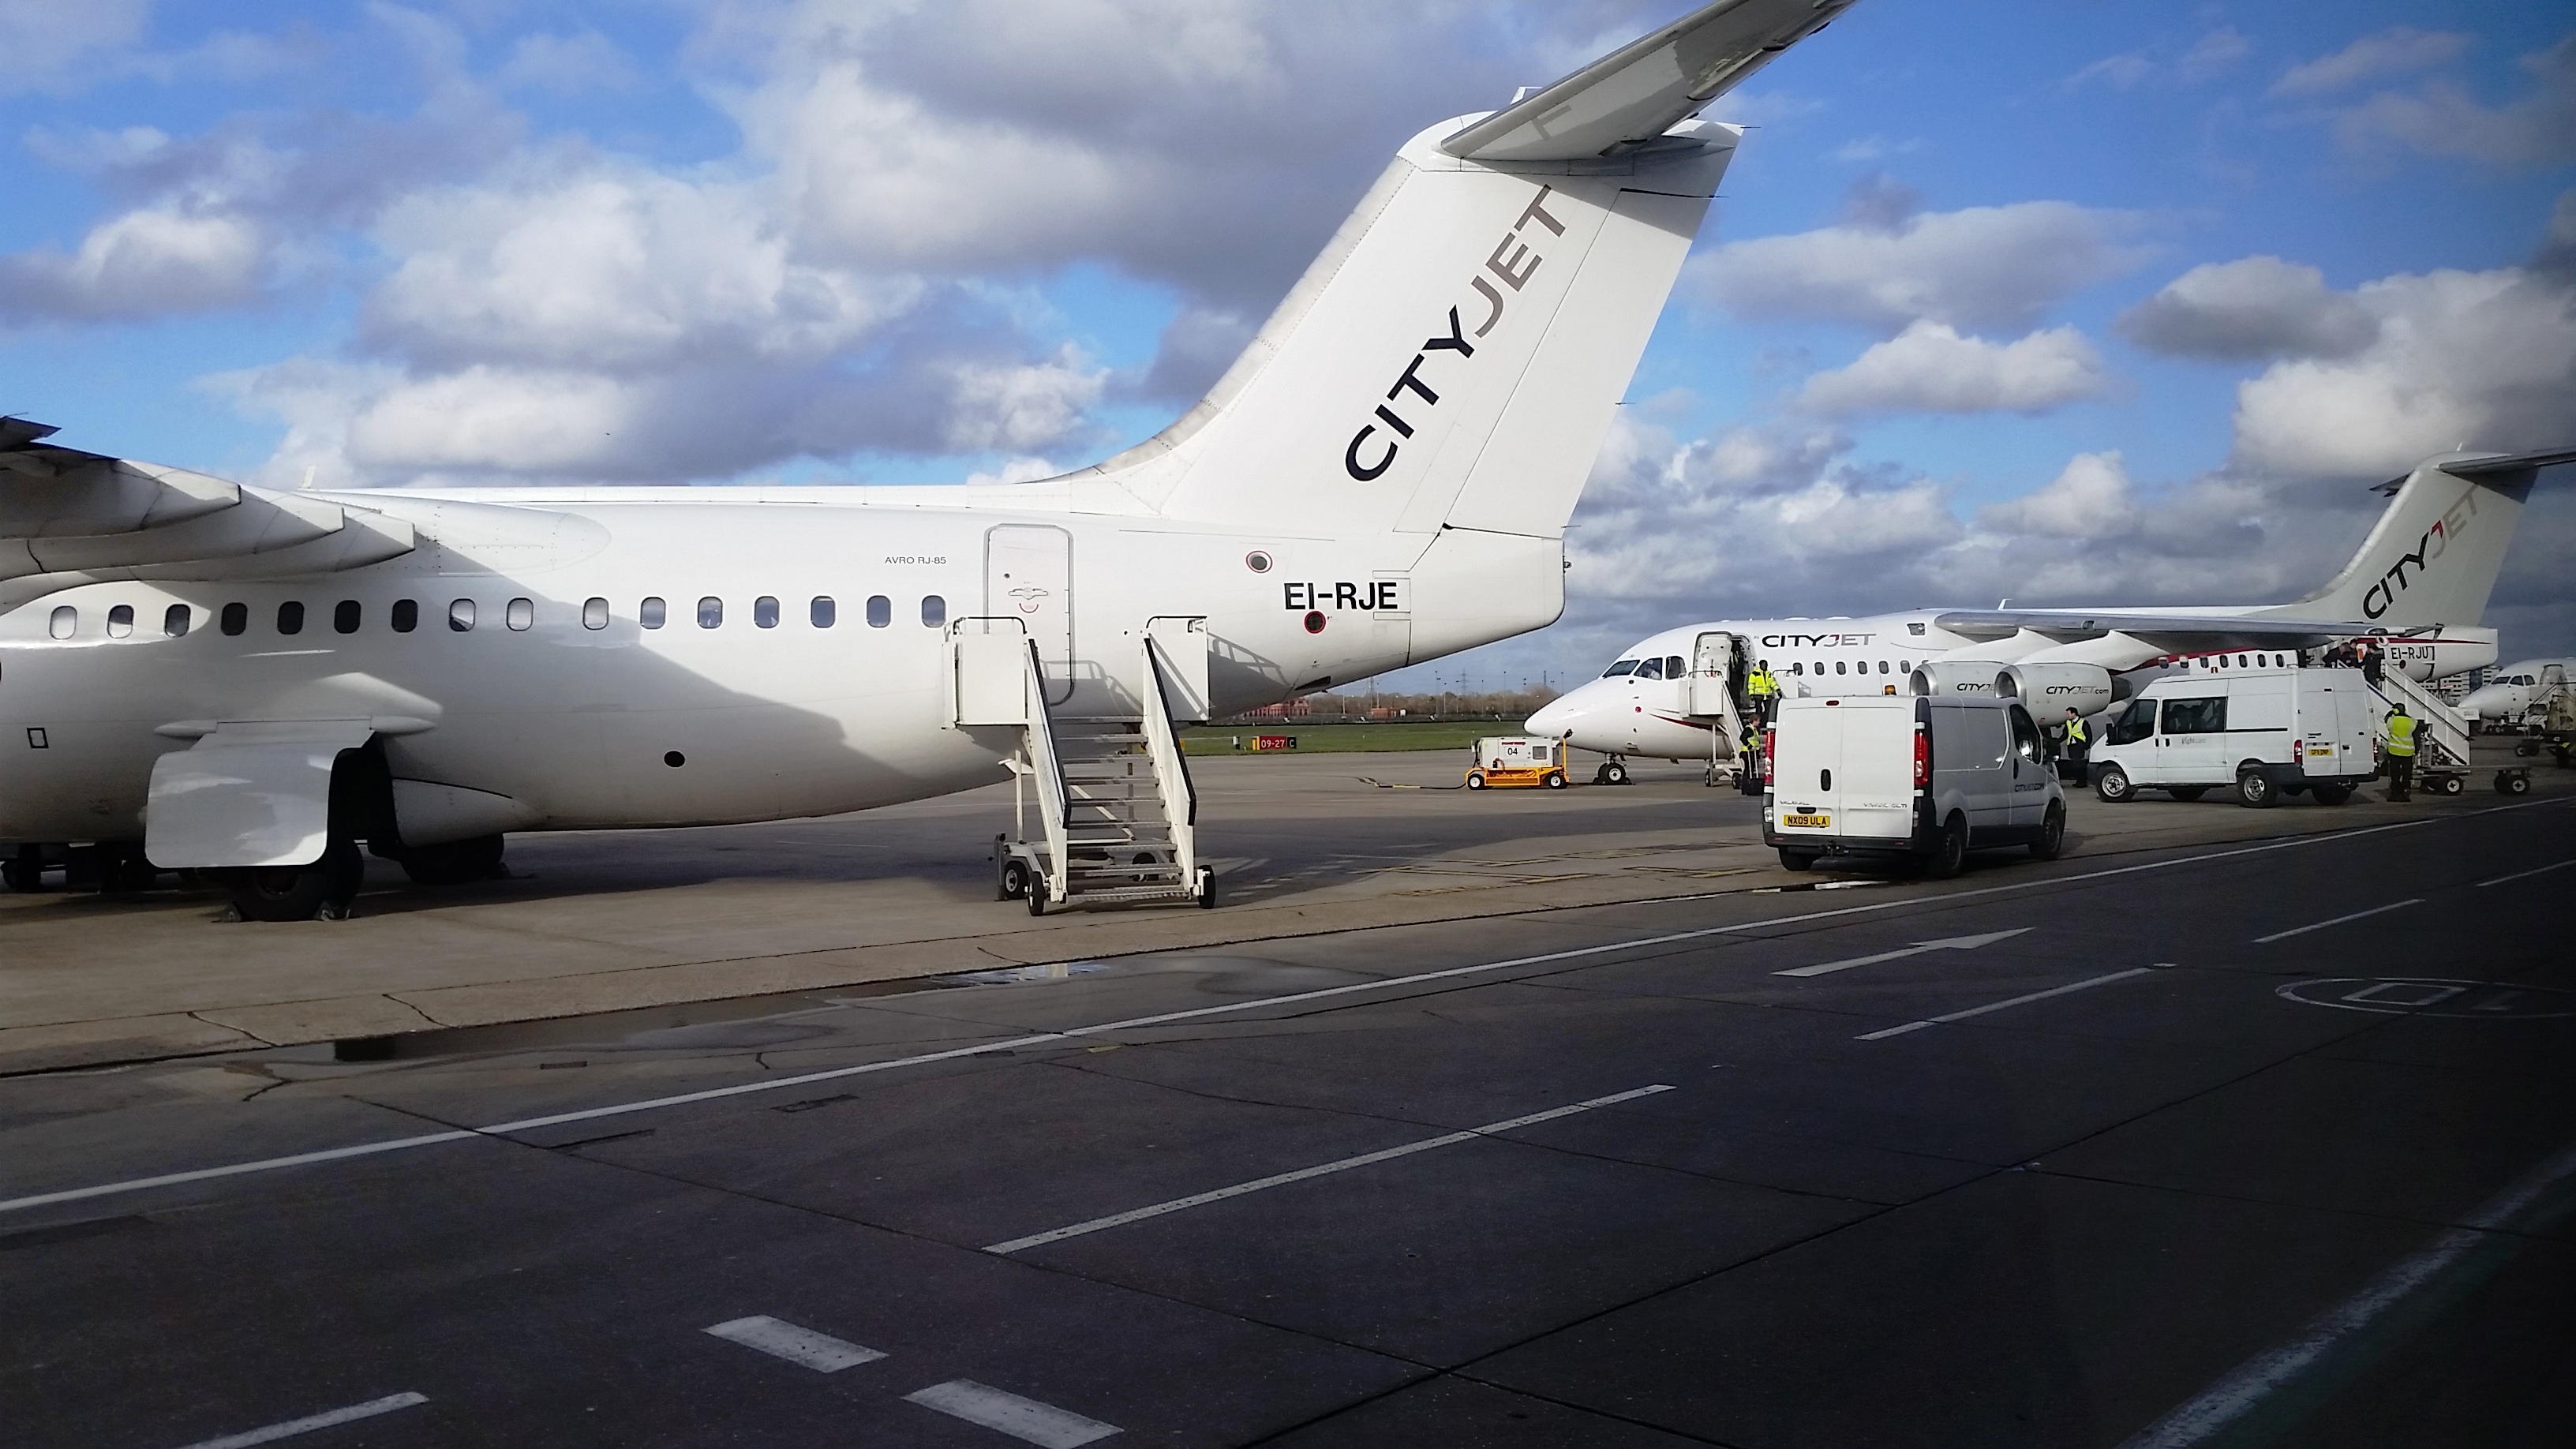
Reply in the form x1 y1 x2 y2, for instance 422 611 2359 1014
1772 700 1844 841
1835 701 1919 843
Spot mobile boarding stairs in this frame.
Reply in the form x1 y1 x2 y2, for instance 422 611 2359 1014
955 617 1216 913
2367 668 2503 796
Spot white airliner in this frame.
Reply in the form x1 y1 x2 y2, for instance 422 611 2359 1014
1527 445 2572 767
1 0 1864 916
2461 659 2574 724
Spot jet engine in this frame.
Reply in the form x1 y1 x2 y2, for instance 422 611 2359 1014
1909 661 2004 698
1997 663 2116 717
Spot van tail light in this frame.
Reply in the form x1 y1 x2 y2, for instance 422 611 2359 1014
1914 727 1930 789
2292 739 2304 761
1763 728 1776 773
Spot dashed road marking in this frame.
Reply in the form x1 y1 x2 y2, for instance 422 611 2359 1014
2252 898 2422 944
984 1084 1674 1255
2474 857 2576 888
174 1392 427 1449
904 1380 1119 1447
1855 968 2156 1040
1774 927 2031 976
704 1315 886 1372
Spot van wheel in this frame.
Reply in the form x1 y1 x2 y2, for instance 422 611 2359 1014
2166 787 2207 803
1778 848 1817 871
1543 771 1567 790
2309 784 2353 806
2497 771 2531 796
2029 804 2065 861
2236 769 2277 809
1926 816 1969 879
2094 765 2135 803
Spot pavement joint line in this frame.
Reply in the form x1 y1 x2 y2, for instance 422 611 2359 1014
2473 856 2576 888
1854 968 2159 1040
170 1392 428 1449
903 1380 1121 1448
982 1084 1676 1255
2251 897 2423 945
702 1315 886 1372
0 810 2518 1215
2113 1139 2576 1448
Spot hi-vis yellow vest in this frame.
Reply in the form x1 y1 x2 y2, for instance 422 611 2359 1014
2386 714 2417 757
2065 717 2087 745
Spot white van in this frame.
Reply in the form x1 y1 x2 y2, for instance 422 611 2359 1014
2088 663 2377 807
1763 695 2065 878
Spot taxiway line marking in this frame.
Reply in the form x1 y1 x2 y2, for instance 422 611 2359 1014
1855 968 2155 1041
2115 1140 2576 1447
703 1315 886 1372
2473 857 2576 888
904 1380 1120 1448
174 1392 427 1449
2252 897 2423 944
2 808 2537 1219
1775 927 2031 977
982 1084 1672 1255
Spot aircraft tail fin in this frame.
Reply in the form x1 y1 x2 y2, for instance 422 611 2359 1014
1074 0 1855 540
2275 447 2573 628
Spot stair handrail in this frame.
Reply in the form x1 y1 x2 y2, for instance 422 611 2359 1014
2365 668 2471 768
1140 633 1200 889
1020 636 1071 903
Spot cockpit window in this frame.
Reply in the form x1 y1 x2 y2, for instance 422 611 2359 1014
1603 659 1640 676
1633 657 1664 680
2514 674 2535 685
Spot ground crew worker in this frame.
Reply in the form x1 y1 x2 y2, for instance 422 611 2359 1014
1738 721 1763 796
2061 707 2090 782
1747 660 1778 721
2383 702 2416 800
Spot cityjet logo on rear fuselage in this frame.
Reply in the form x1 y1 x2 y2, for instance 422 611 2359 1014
1343 185 1566 482
2363 488 2478 619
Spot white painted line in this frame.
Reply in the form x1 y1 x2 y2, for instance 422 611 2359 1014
1775 927 2031 977
6 807 2530 1219
1855 968 2156 1041
904 1380 1120 1447
174 1392 427 1449
703 1315 886 1372
2475 857 2576 888
2252 897 2422 945
985 1084 1674 1255
2116 1140 2576 1447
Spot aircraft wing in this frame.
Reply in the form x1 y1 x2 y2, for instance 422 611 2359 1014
1442 0 1859 163
1930 609 2376 653
1 418 414 612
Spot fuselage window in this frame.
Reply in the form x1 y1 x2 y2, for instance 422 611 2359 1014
278 601 305 635
582 597 608 631
1814 661 1824 676
640 597 666 630
1900 660 1910 673
754 595 780 629
449 599 475 632
107 605 134 638
221 602 247 636
163 604 190 638
1836 661 1847 676
866 594 891 628
335 601 361 635
1790 662 1803 676
1878 661 1889 674
698 597 723 629
1603 659 1639 676
391 599 417 633
507 597 534 631
811 596 836 628
921 594 945 628
47 606 75 639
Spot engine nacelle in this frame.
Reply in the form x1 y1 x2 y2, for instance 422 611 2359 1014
1909 661 2003 698
1998 663 2115 717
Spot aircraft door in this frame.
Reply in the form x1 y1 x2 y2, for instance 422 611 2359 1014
1688 631 1737 718
986 525 1074 706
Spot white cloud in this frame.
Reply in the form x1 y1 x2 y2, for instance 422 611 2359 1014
0 206 267 321
498 31 642 95
1977 451 2141 539
1689 199 2147 333
2065 52 2154 93
2176 28 2252 86
1796 322 2110 416
2271 27 2471 97
2063 28 2247 93
2324 34 2576 167
0 0 150 95
2117 256 2379 361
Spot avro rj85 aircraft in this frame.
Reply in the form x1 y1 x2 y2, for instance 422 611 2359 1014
1 0 1863 919
2461 658 2576 725
1528 445 2572 770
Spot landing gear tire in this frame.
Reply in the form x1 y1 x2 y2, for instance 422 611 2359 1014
228 838 363 922
2095 765 2135 803
1543 771 1567 790
2166 787 2207 803
2030 804 2066 861
2309 784 2353 806
2498 771 2532 796
1602 761 1629 786
1926 816 1969 880
998 856 1032 900
1778 849 1817 872
2236 770 2278 809
398 834 504 886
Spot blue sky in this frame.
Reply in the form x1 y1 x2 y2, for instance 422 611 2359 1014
5 1 2571 690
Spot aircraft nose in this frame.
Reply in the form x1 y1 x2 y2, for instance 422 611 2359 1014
1526 697 1576 736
